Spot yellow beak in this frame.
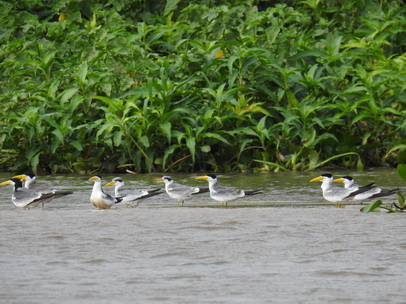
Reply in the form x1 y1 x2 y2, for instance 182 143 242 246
333 178 345 183
153 178 164 182
195 176 209 180
12 174 27 181
0 180 12 186
310 176 324 182
103 181 116 187
89 176 99 181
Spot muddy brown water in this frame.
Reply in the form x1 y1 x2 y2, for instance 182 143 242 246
0 170 405 303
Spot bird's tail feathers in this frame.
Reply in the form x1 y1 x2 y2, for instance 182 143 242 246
54 190 74 196
141 190 163 200
244 189 263 197
149 188 162 194
115 197 124 204
369 189 399 199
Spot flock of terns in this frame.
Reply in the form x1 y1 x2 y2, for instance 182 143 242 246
0 172 399 209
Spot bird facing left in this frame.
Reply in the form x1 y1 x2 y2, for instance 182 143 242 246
88 175 122 209
0 177 72 209
12 172 73 206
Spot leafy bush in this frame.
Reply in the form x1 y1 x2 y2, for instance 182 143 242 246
0 0 405 173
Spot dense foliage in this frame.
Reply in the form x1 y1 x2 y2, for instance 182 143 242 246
1 0 405 173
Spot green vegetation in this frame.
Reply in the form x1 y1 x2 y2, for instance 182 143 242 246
361 164 406 213
1 0 405 173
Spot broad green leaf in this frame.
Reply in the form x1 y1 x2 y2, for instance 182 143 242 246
96 122 117 138
70 140 83 151
52 129 64 143
163 144 179 168
351 113 373 125
67 95 84 113
77 62 88 83
307 149 319 170
140 136 150 148
48 80 60 99
60 88 79 103
303 128 316 148
307 64 318 80
93 96 121 108
257 116 267 131
397 164 406 183
361 200 383 213
356 158 364 171
29 152 40 173
384 145 406 160
159 122 172 143
164 0 181 16
227 55 239 73
203 133 231 145
232 127 257 137
186 137 196 162
42 51 57 66
396 192 405 208
113 131 123 147
42 115 59 130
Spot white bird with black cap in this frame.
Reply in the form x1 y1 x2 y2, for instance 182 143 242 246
195 174 262 207
89 175 122 209
153 176 208 206
0 178 71 209
333 175 398 201
12 172 73 206
310 173 376 207
104 176 162 207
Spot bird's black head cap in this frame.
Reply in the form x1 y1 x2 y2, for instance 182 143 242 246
23 172 35 178
321 173 333 178
207 174 217 179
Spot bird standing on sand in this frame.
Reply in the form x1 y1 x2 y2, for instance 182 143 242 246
104 177 162 207
89 175 122 209
310 173 376 207
0 178 71 209
195 174 262 207
12 172 73 206
333 176 398 201
153 176 208 206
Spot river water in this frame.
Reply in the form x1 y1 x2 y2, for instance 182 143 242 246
0 170 405 303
